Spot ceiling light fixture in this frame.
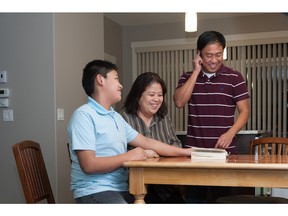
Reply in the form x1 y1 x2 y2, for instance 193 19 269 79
185 12 197 32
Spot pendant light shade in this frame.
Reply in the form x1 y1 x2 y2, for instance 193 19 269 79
185 12 197 32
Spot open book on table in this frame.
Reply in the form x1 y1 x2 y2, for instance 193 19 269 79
191 147 228 161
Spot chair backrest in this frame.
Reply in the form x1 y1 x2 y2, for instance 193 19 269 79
249 137 288 156
67 142 72 164
12 140 55 203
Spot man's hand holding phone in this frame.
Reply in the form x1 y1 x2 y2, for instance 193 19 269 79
193 51 203 75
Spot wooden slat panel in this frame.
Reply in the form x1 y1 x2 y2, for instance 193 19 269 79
272 44 277 136
252 45 257 129
135 41 288 135
257 45 262 129
277 44 283 137
262 45 267 130
247 46 252 128
267 44 272 133
282 44 286 137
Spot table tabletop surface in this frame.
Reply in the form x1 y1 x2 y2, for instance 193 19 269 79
123 155 288 170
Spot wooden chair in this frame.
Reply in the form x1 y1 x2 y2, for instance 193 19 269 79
250 137 288 156
217 137 288 203
12 140 55 203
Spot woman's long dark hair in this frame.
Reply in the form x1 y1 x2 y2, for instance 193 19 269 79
123 72 168 119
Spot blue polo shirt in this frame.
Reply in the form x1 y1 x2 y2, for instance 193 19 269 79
67 97 138 198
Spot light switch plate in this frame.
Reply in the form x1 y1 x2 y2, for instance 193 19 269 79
57 108 64 120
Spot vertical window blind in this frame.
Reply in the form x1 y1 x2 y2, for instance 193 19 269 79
132 32 288 137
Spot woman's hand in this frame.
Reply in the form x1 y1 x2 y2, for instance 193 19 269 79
144 149 160 158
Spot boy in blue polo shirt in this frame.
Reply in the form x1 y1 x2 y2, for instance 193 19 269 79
67 59 192 204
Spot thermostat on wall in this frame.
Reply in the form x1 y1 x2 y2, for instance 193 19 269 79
0 88 9 97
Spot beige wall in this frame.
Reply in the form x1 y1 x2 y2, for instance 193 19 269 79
0 13 104 203
0 13 56 203
104 17 123 110
54 13 104 203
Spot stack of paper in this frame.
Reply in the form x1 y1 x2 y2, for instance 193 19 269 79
191 147 228 161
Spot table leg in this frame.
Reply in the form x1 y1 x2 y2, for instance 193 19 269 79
133 194 146 204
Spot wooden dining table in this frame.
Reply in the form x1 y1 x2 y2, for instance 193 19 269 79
123 155 288 204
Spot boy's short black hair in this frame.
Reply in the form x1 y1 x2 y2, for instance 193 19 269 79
82 60 118 97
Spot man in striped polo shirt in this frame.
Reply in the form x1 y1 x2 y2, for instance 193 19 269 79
173 30 250 203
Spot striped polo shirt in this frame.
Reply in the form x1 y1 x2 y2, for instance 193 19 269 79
121 110 182 149
176 64 250 151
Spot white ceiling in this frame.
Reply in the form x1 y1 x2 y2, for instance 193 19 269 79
104 13 260 27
